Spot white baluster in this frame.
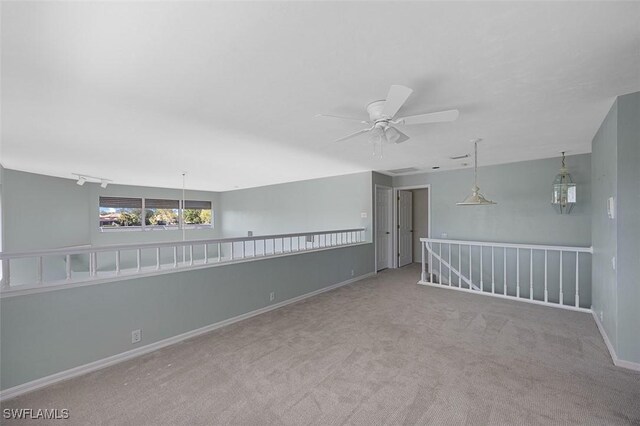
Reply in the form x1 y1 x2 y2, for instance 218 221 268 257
529 249 533 300
503 247 507 296
66 255 72 280
516 248 520 298
156 247 161 270
116 251 121 275
480 246 483 292
421 241 426 282
429 242 433 283
458 244 461 287
230 243 234 260
91 252 98 277
559 251 564 305
204 244 209 264
173 246 178 268
2 259 10 288
189 245 194 265
439 243 442 284
544 250 548 302
469 245 472 289
36 256 43 284
136 249 141 272
491 247 495 294
448 244 451 286
575 252 579 308
218 243 222 261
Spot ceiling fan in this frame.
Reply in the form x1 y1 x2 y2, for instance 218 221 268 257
317 85 459 145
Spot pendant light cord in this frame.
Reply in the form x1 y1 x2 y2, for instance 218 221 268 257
474 140 478 188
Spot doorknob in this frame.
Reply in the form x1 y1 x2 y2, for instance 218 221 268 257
386 232 390 234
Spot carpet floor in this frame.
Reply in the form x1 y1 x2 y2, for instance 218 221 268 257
2 264 640 425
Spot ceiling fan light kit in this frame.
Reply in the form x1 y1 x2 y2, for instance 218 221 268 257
457 139 497 206
318 85 459 149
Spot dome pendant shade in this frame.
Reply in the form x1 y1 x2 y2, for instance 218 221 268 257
457 139 496 206
457 186 497 205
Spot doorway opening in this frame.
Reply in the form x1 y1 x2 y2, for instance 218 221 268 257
394 185 430 268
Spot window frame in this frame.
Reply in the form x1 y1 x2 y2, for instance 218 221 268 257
99 197 213 232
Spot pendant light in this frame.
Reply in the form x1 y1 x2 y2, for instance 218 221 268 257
551 152 576 214
457 138 496 206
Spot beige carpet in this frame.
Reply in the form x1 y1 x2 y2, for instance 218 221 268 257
2 264 640 425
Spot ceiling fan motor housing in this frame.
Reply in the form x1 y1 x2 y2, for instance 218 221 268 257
366 100 391 122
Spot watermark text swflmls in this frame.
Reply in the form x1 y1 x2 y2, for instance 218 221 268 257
3 408 70 420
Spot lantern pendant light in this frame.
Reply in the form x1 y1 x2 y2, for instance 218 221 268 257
457 138 497 206
551 152 576 214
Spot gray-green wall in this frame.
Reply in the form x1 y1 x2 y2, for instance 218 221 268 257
591 101 619 352
1 243 373 390
219 172 372 241
0 169 222 253
391 154 593 308
592 92 640 365
0 169 377 391
616 93 640 365
393 154 592 247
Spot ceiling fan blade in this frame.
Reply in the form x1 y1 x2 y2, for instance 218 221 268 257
334 128 371 143
315 114 369 124
397 109 459 125
385 126 410 144
381 85 413 119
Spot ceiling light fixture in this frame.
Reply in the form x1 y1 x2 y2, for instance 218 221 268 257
551 151 576 214
456 138 496 206
72 173 111 188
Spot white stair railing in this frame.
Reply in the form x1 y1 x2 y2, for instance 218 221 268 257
420 238 592 312
0 228 366 296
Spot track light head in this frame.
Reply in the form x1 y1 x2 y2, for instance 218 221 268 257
100 180 108 189
76 176 86 186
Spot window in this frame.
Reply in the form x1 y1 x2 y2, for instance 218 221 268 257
99 197 212 231
182 200 212 229
99 197 143 229
145 199 179 230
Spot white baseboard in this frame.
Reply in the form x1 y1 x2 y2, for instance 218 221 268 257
0 272 375 401
591 310 640 372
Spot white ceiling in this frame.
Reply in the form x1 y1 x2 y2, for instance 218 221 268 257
2 1 639 191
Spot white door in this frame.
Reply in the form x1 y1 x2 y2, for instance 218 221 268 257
398 190 413 267
376 187 392 271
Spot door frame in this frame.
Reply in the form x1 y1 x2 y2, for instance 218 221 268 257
374 184 393 273
393 184 431 268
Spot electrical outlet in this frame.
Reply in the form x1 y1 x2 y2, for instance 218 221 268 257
441 232 448 238
270 292 275 302
131 329 142 344
351 269 355 277
361 212 368 218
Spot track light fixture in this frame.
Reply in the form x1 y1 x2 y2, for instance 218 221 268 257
72 173 111 188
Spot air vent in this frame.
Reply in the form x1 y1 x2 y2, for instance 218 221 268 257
449 154 470 160
385 167 421 175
